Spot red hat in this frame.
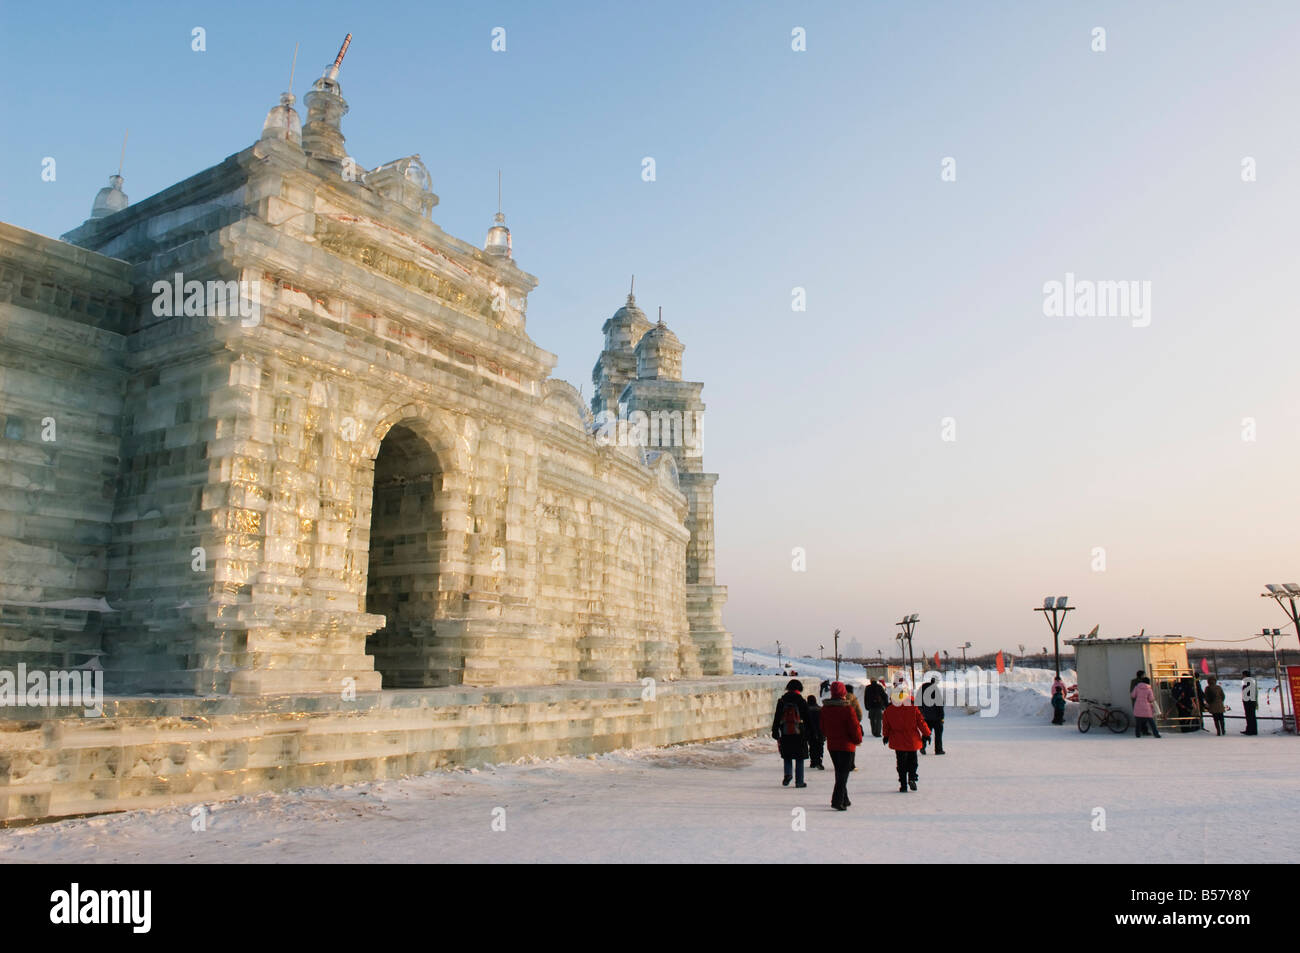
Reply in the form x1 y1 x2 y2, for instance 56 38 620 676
830 681 847 699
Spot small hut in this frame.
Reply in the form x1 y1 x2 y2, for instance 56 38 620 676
1064 634 1201 730
863 663 903 686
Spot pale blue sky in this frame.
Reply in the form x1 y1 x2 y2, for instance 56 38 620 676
3 1 1299 658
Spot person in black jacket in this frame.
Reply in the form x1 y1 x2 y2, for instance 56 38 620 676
1174 677 1200 732
1241 670 1258 735
771 679 811 787
919 674 945 755
806 695 825 770
864 678 889 737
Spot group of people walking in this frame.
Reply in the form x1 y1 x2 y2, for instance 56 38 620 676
772 675 946 811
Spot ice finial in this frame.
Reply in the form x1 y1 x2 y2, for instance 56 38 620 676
636 305 684 380
90 132 130 219
484 170 512 258
302 36 351 161
261 46 303 146
627 275 636 306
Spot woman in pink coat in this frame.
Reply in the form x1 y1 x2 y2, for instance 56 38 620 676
1131 676 1162 738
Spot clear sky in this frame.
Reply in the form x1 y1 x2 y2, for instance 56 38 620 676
3 1 1299 660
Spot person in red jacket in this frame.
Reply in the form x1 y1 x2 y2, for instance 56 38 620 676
881 686 931 792
819 681 864 811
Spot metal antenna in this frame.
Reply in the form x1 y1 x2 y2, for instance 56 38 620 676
288 42 299 94
327 33 352 80
629 275 635 296
118 130 128 176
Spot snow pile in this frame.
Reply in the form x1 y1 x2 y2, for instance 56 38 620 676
732 647 864 685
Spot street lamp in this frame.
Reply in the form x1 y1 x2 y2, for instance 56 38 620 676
1260 628 1285 720
1260 584 1300 727
775 640 782 673
960 641 972 670
896 614 919 687
831 628 842 681
1034 596 1074 676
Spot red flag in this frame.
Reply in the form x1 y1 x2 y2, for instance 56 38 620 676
996 650 1005 674
933 651 940 668
1200 657 1210 675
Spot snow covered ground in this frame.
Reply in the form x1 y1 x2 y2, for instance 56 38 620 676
1 653 1294 863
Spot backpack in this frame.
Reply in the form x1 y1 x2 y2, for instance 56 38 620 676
780 698 804 737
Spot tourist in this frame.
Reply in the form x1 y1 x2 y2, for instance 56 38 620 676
1204 675 1226 736
919 674 945 754
771 678 811 787
1130 669 1146 692
1050 683 1067 725
882 685 930 792
1131 676 1161 738
806 694 826 770
1241 670 1258 735
845 682 864 725
820 681 863 810
864 678 888 737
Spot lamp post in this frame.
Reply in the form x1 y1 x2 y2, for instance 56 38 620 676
775 640 782 673
818 644 824 660
1260 584 1300 728
1034 596 1074 677
832 628 842 681
1258 628 1286 723
896 614 919 688
960 641 972 670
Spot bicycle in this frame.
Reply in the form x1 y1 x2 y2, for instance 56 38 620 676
1077 698 1131 734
